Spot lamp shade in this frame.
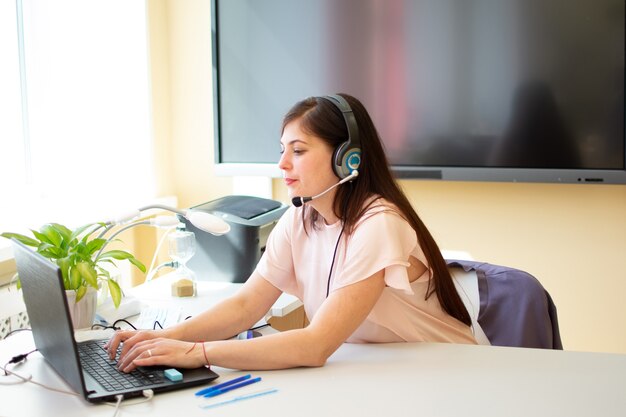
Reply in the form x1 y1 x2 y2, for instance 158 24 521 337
185 210 230 236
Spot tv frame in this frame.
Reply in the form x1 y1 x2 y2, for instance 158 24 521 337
210 0 626 185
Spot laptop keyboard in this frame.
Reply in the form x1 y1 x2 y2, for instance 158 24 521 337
78 340 165 392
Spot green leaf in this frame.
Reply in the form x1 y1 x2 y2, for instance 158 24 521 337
37 242 53 252
98 259 116 267
50 223 72 249
70 222 99 242
32 230 52 245
98 250 134 261
38 245 66 259
0 232 40 247
85 238 106 255
40 224 64 248
72 241 87 256
108 279 122 308
96 267 111 279
69 266 81 290
76 261 98 289
71 250 92 263
128 257 146 273
75 286 87 303
98 250 145 273
57 257 71 287
99 278 110 299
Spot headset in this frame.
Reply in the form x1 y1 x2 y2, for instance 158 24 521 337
320 94 362 179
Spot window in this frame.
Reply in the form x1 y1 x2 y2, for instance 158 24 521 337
0 0 154 257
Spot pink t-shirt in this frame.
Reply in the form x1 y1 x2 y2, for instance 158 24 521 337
255 199 476 344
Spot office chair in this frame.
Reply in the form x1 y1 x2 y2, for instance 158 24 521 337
447 259 563 349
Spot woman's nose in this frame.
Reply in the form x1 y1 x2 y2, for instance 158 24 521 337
278 152 290 170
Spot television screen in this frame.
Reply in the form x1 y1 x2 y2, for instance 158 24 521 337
212 0 626 184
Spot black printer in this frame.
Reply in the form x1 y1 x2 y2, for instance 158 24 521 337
182 195 288 283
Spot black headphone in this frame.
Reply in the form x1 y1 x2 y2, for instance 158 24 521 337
321 94 362 179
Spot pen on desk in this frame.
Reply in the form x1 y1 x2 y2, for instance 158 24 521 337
200 388 278 409
202 377 262 398
194 374 252 396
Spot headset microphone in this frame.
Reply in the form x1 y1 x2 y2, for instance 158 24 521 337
291 170 359 207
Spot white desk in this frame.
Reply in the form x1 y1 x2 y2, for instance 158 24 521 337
1 332 625 417
124 274 301 320
1 279 625 417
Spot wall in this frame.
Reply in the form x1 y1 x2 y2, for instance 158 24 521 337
154 0 626 354
151 0 232 209
399 181 626 354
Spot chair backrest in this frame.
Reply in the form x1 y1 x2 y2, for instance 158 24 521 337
447 259 563 349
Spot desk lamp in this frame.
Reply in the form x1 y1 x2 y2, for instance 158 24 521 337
97 204 230 297
101 204 230 237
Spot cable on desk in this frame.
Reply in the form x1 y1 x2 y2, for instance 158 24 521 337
111 394 123 417
3 327 32 339
1 360 157 415
104 389 155 416
145 226 177 281
3 348 38 375
0 361 79 395
250 323 270 331
113 319 138 330
0 362 33 386
90 318 139 332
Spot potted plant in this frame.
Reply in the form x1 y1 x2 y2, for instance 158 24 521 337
1 222 145 328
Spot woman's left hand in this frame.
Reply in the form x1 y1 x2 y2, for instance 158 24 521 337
116 338 208 373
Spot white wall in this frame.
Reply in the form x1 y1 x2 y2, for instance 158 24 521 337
153 0 626 354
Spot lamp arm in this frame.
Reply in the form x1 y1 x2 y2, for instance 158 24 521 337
96 223 116 240
95 220 150 259
97 204 186 240
137 204 186 216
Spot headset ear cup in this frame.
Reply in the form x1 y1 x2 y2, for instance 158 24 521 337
345 148 362 173
323 94 361 179
332 142 345 178
333 142 361 179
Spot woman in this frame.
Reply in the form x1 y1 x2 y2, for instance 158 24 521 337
107 94 476 372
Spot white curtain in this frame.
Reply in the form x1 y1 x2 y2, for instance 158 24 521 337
0 0 154 242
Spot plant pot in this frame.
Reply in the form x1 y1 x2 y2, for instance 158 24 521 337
65 288 97 329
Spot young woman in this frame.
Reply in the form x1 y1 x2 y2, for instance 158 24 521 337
107 94 476 372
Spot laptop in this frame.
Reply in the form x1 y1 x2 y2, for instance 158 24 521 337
12 240 219 402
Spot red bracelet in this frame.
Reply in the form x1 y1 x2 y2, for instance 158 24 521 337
185 342 197 354
185 341 210 368
200 341 210 369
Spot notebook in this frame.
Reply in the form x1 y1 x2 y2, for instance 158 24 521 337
12 240 219 402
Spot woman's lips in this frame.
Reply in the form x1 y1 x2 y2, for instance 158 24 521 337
284 178 297 186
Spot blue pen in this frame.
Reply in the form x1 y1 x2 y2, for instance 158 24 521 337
194 374 252 396
199 388 278 409
203 377 262 398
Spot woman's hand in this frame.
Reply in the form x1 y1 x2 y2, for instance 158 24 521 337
113 337 208 373
105 328 165 361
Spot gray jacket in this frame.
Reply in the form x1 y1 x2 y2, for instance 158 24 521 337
446 259 563 349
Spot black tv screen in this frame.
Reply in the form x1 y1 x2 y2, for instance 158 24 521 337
212 0 626 184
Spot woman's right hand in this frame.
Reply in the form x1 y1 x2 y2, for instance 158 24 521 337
105 328 168 362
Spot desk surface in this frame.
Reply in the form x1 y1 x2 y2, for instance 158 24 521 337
126 274 302 319
1 332 625 417
1 278 625 417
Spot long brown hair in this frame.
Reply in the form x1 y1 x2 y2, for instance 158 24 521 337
282 94 471 327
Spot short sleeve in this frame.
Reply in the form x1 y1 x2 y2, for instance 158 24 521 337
254 207 299 296
332 208 423 295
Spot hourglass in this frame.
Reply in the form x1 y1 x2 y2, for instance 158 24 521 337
168 230 198 297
